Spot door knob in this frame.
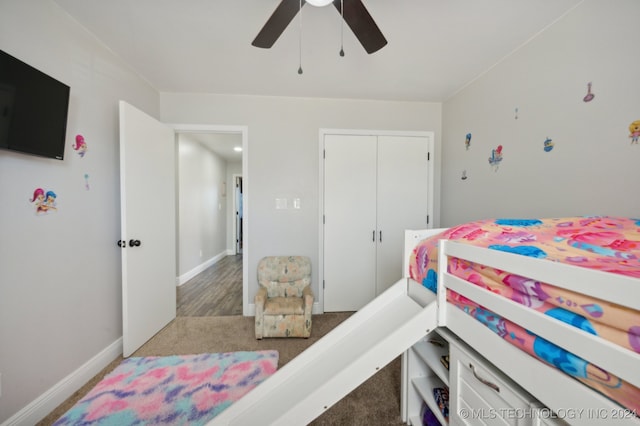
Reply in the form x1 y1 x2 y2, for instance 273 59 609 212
129 239 141 247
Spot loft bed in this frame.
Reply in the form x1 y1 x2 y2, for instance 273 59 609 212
403 216 640 424
212 216 637 425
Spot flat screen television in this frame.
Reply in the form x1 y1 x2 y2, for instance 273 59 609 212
0 49 70 160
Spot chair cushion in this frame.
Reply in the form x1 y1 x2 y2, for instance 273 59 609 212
257 256 311 298
264 297 304 315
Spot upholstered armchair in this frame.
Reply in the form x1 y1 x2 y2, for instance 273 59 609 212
255 256 313 339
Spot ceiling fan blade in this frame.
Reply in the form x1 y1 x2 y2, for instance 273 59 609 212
252 0 304 48
334 0 387 54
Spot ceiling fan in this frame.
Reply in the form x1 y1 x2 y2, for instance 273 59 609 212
252 0 387 54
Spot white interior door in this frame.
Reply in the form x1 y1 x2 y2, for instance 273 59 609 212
235 176 243 254
323 134 377 311
119 101 176 357
376 136 430 295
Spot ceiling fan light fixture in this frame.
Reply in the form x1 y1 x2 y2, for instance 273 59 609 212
252 0 387 54
305 0 333 7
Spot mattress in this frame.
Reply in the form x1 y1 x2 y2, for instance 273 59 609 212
409 216 640 413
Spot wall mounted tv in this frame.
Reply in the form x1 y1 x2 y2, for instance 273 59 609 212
0 49 70 160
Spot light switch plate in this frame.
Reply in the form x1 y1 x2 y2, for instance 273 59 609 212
276 198 288 209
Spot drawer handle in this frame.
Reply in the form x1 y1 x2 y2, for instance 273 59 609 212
469 363 500 393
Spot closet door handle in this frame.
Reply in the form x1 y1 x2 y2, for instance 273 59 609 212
372 230 375 242
379 231 382 242
469 363 500 393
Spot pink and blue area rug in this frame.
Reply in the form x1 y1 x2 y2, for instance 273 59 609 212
53 351 279 425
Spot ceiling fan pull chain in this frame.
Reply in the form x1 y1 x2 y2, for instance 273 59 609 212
298 0 303 74
339 0 345 57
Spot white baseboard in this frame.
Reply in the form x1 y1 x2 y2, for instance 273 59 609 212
176 251 228 286
246 302 255 316
1 338 122 426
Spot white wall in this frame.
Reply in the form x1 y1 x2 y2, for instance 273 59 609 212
0 0 159 423
160 94 442 308
440 0 640 226
177 135 229 279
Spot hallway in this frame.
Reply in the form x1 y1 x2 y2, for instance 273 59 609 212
176 255 243 316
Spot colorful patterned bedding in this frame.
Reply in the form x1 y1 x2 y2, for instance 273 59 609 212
409 216 640 413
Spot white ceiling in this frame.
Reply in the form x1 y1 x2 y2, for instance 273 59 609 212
53 0 584 103
184 132 243 163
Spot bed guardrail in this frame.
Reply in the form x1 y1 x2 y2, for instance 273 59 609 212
437 239 640 416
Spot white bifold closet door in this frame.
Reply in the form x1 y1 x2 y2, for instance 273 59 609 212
324 135 378 312
323 133 430 312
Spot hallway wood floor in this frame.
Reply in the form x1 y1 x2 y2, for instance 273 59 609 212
176 254 243 316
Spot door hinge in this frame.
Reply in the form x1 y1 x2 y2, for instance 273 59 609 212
323 149 326 159
427 215 430 225
323 214 325 224
323 280 325 289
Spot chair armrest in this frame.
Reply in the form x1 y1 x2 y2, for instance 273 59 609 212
255 287 267 307
254 287 268 339
302 286 314 309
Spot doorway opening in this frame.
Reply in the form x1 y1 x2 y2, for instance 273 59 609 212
172 124 249 317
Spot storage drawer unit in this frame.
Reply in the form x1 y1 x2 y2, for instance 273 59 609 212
403 329 567 426
450 341 539 426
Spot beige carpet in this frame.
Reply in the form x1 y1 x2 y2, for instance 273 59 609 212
38 314 406 426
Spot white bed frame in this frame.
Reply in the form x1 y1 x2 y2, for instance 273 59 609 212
404 228 640 425
211 228 638 425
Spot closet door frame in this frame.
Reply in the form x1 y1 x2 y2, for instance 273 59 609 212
318 129 436 313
